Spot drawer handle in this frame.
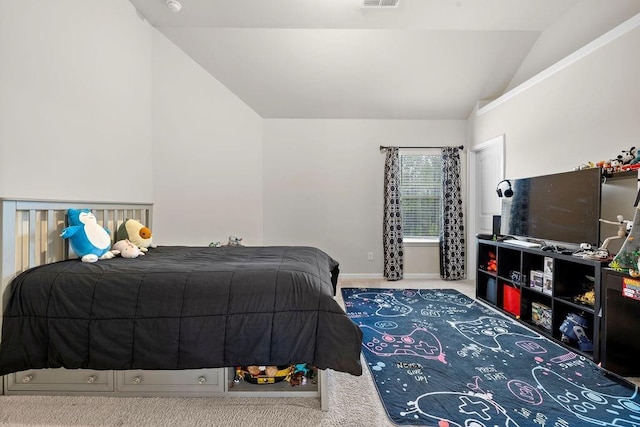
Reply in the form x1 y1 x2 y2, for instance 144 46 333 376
198 376 206 385
21 374 33 383
132 376 142 384
87 375 96 384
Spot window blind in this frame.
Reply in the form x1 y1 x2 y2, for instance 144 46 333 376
399 153 442 239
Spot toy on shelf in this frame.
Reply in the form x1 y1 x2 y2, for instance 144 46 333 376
618 147 636 165
610 158 624 174
599 215 632 252
591 147 640 175
575 161 595 170
559 312 593 352
571 275 595 308
574 290 595 307
611 188 640 273
485 251 497 272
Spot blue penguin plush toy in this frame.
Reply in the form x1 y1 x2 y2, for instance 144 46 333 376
61 209 117 263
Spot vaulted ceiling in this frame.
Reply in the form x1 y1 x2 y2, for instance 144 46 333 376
129 0 640 119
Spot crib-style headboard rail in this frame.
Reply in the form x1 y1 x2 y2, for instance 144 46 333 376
0 199 153 323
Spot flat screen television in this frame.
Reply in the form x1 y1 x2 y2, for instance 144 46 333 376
499 168 602 247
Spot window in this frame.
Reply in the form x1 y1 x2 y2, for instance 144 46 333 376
399 151 442 240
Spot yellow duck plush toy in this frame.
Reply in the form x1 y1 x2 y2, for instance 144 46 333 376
117 219 156 252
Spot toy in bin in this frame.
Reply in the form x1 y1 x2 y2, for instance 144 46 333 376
559 312 593 352
289 363 314 386
234 364 316 386
236 365 292 384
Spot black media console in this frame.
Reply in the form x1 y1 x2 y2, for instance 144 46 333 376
476 238 605 363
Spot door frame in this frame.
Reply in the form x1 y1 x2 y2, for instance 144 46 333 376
467 134 505 279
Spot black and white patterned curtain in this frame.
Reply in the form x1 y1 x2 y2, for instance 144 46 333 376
440 146 466 280
382 147 404 281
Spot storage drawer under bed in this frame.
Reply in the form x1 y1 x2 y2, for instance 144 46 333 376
5 368 114 393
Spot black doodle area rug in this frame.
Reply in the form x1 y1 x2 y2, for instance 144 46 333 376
341 288 640 427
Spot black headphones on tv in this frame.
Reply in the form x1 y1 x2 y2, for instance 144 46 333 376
496 180 513 198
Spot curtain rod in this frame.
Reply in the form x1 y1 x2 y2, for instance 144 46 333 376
379 145 464 151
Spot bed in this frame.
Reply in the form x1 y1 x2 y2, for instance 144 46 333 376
0 199 362 410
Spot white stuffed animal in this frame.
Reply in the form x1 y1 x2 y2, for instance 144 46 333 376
227 236 243 246
112 239 145 258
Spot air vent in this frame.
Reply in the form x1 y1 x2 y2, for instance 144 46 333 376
362 0 399 7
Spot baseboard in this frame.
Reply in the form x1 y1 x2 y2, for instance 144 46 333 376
403 273 442 280
339 273 442 280
339 274 384 279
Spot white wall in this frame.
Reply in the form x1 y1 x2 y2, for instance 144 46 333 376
151 31 264 246
263 119 466 276
469 15 640 250
0 1 263 247
470 19 640 178
0 1 152 202
506 1 640 91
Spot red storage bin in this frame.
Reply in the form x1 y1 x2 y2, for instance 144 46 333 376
502 283 521 317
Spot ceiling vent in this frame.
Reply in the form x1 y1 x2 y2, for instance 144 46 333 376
362 0 399 7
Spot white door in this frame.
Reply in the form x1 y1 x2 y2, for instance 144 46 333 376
467 135 505 279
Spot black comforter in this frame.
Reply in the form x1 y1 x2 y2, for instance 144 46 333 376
0 246 362 376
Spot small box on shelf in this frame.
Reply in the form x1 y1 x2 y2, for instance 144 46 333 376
544 257 554 275
502 283 521 317
531 302 552 331
543 257 554 295
543 275 553 295
529 270 544 292
509 270 524 285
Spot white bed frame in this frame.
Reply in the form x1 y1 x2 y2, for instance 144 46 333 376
0 199 328 410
